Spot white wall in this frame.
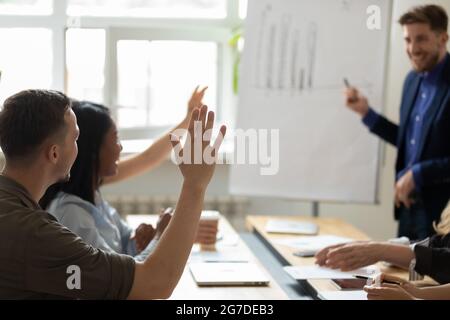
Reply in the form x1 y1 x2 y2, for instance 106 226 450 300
103 0 450 240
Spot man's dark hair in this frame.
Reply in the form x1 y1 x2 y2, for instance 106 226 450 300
0 89 71 161
399 5 448 33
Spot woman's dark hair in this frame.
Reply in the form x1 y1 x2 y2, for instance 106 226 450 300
40 100 113 208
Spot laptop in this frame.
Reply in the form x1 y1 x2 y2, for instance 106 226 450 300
189 262 270 287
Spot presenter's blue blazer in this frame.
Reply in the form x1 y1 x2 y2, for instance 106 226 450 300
368 53 450 223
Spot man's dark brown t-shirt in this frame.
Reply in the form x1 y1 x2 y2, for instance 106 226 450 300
0 175 135 299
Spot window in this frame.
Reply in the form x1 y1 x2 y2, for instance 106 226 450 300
0 0 52 15
1 0 242 144
0 28 53 105
117 40 218 128
67 0 226 18
66 28 105 103
239 0 247 19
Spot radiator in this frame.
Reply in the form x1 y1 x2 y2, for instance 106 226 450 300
104 194 250 231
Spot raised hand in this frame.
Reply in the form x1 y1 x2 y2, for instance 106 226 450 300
170 105 226 190
187 86 208 118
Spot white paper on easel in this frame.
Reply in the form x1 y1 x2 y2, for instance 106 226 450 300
230 0 390 204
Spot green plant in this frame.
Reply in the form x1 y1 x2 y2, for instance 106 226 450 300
229 26 243 95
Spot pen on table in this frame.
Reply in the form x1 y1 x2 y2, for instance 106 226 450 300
354 275 403 286
343 77 358 103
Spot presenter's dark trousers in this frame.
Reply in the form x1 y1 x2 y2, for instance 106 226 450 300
397 200 434 241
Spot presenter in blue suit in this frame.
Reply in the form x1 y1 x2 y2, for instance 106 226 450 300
345 5 450 240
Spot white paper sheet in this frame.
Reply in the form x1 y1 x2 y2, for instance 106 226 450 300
266 219 319 235
190 250 250 263
284 265 379 280
274 235 353 255
318 290 368 300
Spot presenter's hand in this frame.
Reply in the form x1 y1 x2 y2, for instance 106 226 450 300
395 170 416 209
344 87 369 117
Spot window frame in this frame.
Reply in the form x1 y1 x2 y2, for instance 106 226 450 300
108 26 231 138
0 0 243 141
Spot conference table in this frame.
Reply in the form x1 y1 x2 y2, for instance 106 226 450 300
126 213 415 300
245 215 411 298
127 214 288 300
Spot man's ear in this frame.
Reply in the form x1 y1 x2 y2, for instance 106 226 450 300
440 32 449 45
47 144 60 165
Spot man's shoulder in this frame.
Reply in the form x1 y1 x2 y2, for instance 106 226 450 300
0 197 61 252
0 205 58 231
0 187 56 219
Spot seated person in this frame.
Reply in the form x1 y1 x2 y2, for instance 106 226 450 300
0 89 226 299
315 202 450 285
40 90 217 260
364 273 450 300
